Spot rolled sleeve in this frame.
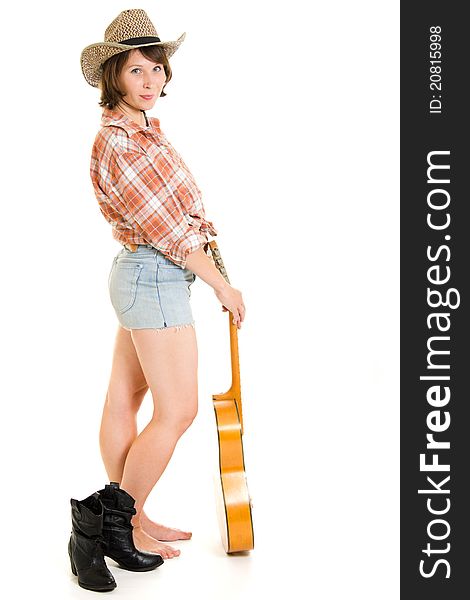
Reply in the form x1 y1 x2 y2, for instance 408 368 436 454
111 149 211 268
171 228 209 268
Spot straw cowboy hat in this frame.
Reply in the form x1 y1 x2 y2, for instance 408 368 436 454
81 9 186 87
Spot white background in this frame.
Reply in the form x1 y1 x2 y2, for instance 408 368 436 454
1 1 399 598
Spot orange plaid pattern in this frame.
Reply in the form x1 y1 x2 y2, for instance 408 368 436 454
90 107 218 268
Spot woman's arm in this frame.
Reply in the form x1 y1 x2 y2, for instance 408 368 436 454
102 138 246 326
185 246 246 328
107 144 215 269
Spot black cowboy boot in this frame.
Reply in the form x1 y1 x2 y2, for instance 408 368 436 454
68 492 117 592
97 482 164 571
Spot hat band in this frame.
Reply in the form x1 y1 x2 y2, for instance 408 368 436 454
118 35 161 46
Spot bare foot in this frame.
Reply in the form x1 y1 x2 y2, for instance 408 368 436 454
141 510 192 542
133 525 181 559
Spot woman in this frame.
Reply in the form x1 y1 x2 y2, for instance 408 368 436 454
80 9 246 561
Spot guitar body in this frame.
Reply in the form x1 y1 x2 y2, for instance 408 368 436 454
213 396 254 553
205 240 254 554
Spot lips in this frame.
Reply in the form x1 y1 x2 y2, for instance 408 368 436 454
140 95 154 100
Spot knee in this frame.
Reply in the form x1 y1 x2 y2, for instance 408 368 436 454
105 387 145 418
178 407 198 433
157 401 198 435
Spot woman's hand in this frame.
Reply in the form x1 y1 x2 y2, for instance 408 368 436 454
215 283 246 329
184 247 246 328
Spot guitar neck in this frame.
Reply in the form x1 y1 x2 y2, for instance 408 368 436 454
205 240 244 429
228 314 241 399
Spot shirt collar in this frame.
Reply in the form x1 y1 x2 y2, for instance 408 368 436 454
101 106 162 136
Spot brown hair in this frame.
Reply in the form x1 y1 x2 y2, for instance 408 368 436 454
98 46 172 109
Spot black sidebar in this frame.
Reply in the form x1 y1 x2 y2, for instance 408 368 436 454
401 2 469 598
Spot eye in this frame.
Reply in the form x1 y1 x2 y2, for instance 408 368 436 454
153 65 162 72
131 68 142 74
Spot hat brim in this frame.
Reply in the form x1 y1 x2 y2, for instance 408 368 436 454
80 32 186 88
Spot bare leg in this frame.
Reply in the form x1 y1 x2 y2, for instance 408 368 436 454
120 324 198 556
99 326 147 482
121 327 198 551
99 325 194 557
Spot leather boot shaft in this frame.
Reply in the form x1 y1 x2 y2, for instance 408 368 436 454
98 482 164 571
68 492 116 592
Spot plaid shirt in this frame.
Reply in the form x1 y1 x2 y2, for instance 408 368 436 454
90 107 218 268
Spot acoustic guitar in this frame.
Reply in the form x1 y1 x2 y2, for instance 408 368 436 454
204 240 254 554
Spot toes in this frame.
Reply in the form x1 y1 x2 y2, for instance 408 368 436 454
182 532 192 540
156 545 180 559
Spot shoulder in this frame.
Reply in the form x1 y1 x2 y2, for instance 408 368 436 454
92 125 144 157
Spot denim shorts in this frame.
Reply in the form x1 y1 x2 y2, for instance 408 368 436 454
108 244 196 331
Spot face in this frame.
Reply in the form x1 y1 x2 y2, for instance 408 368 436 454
117 49 166 115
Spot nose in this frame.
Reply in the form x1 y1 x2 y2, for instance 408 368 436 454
142 74 154 89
